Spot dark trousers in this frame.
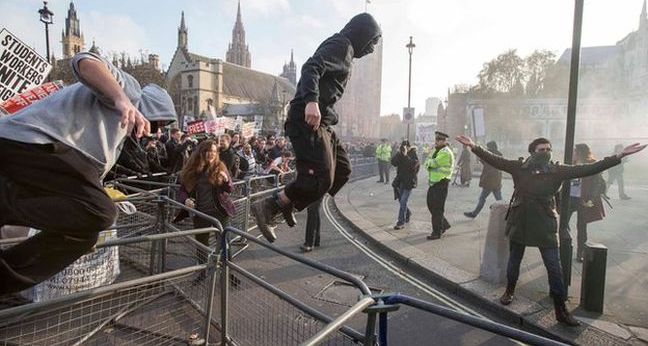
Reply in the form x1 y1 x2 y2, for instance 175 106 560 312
506 242 567 301
378 160 390 182
285 125 351 211
426 179 450 235
471 188 503 216
193 210 229 264
0 139 116 294
304 198 323 247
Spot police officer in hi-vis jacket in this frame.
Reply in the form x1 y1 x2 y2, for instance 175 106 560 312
424 131 455 240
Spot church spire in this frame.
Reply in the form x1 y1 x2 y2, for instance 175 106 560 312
61 1 85 59
178 11 188 50
640 0 648 29
226 1 252 67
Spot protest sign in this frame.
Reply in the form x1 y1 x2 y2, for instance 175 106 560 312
187 120 205 135
204 118 225 135
0 28 52 102
416 122 436 144
0 80 64 116
31 229 120 302
241 121 255 139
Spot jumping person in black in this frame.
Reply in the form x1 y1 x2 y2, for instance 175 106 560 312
252 13 382 242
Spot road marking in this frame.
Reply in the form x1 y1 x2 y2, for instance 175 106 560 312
323 195 527 346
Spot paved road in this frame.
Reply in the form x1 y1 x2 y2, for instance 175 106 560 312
232 197 558 346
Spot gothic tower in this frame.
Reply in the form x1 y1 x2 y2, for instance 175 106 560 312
61 1 85 59
226 1 252 68
280 49 297 85
178 11 188 51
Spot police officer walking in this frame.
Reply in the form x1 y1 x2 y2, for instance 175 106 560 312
375 138 392 184
424 131 455 240
456 135 646 326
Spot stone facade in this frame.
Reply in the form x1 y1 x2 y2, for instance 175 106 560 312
61 1 85 59
225 1 252 68
166 12 294 131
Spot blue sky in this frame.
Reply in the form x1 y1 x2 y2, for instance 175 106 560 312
1 0 646 116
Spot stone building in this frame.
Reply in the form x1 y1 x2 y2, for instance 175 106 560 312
61 2 84 59
280 50 297 86
165 11 294 132
225 1 252 68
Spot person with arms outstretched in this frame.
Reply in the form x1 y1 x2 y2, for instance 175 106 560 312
456 134 646 326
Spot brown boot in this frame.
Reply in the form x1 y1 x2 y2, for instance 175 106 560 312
499 287 514 305
553 298 580 327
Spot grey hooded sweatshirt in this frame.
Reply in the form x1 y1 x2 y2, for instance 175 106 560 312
0 52 176 179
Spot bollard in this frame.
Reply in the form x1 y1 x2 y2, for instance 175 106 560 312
579 242 607 313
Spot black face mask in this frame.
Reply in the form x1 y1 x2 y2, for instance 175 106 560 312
522 151 552 169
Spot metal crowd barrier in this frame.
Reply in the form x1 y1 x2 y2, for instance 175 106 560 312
0 157 565 345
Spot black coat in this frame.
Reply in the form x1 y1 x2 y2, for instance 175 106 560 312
286 13 381 132
391 151 420 190
473 146 621 248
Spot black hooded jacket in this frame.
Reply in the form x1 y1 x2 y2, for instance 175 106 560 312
286 13 381 132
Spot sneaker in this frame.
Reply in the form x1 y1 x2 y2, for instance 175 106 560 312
252 198 278 242
463 212 476 218
300 244 313 253
426 233 441 240
394 223 405 230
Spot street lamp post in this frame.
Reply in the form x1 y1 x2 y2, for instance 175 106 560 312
406 36 415 142
38 1 54 64
558 0 585 289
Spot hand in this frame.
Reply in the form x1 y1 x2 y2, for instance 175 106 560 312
618 143 647 158
304 102 321 131
219 171 229 182
455 135 475 149
115 98 150 138
185 198 195 208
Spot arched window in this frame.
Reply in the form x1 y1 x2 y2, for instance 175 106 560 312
187 75 194 88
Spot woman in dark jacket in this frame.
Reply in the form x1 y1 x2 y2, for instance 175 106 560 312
180 140 235 263
567 143 607 262
391 142 420 229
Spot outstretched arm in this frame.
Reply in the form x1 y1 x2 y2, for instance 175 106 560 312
76 56 150 138
556 143 646 179
456 135 519 174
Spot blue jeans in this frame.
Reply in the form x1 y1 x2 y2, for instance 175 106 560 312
506 242 567 301
397 188 412 225
471 188 502 216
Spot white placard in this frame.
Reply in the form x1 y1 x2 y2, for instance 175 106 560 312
0 28 52 102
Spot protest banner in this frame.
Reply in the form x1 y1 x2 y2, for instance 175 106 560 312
186 120 205 135
241 121 255 139
0 80 64 116
416 122 436 144
31 229 120 302
0 28 52 102
204 118 225 135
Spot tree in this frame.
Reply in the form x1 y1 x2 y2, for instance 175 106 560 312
476 49 526 95
525 50 556 96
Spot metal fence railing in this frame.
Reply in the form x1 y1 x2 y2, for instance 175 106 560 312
1 157 567 345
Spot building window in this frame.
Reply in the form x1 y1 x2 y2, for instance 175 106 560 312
187 75 194 88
